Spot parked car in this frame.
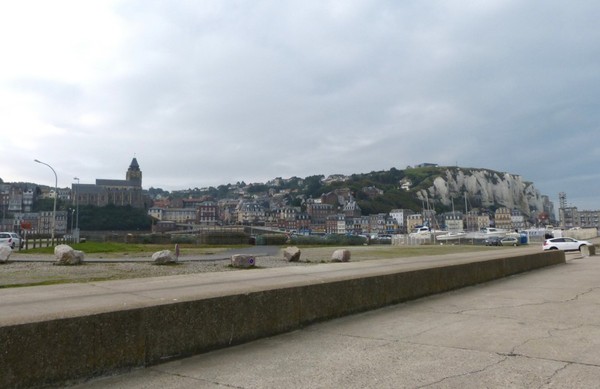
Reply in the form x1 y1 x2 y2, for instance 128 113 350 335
500 236 520 246
485 236 502 246
0 232 22 249
542 237 592 252
9 232 23 249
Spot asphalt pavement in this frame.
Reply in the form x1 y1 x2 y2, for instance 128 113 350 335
70 249 600 389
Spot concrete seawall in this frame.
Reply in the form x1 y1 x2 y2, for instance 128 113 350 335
1 250 565 388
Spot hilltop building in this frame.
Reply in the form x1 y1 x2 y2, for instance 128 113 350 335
73 158 145 208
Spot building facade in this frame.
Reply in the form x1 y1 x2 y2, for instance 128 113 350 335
74 158 145 209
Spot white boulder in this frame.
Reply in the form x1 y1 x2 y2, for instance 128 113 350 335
283 246 301 262
331 249 351 262
54 244 84 265
231 254 256 268
0 245 12 263
152 250 177 264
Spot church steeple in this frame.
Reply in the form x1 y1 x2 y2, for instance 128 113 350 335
126 157 142 187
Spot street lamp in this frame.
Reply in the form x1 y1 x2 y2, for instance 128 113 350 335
73 177 80 243
70 208 75 235
34 159 57 245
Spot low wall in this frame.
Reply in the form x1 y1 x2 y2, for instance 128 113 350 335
1 251 565 388
562 228 598 241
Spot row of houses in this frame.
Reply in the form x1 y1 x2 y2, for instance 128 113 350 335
1 158 145 235
0 182 70 234
148 193 532 235
0 210 70 236
556 206 600 230
1 158 145 215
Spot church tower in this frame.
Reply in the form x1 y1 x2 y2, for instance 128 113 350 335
126 157 142 188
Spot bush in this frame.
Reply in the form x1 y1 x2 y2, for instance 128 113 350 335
288 234 368 246
171 234 196 244
139 234 170 244
255 234 288 245
288 235 322 245
200 231 249 245
324 234 368 246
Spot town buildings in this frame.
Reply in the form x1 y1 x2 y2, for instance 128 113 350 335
148 190 560 237
0 158 145 234
5 166 591 238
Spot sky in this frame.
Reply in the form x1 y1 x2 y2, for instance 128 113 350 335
1 1 599 210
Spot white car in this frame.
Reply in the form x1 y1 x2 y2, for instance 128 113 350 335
0 232 22 249
543 237 592 252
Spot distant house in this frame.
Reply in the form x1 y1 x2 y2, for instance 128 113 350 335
148 207 196 224
320 192 339 206
399 178 412 191
442 212 464 232
306 202 335 232
218 199 240 225
182 197 212 209
362 186 383 199
343 200 362 218
368 213 388 235
406 214 423 233
494 207 512 230
197 201 219 225
326 214 346 234
38 210 68 235
322 174 348 184
236 201 265 225
389 209 414 233
511 209 525 230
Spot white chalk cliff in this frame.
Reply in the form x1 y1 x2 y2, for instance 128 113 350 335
415 168 545 216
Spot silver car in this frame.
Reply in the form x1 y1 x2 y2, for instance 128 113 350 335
500 236 520 246
542 237 591 252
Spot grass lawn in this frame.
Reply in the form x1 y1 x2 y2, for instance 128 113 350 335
16 242 241 256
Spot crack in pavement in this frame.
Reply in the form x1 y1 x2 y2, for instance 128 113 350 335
418 283 600 316
149 367 246 388
416 354 509 388
569 286 600 302
538 362 572 389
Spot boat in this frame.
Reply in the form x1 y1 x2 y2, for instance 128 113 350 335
435 231 467 241
465 227 508 240
409 225 446 239
409 226 432 237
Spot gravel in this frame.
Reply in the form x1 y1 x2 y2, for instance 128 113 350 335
0 248 334 287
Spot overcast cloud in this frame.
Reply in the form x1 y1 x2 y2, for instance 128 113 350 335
1 0 599 209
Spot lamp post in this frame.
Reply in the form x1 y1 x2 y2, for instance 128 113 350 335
70 208 75 235
34 159 57 246
73 177 80 243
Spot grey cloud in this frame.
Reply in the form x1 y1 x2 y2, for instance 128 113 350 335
2 0 600 209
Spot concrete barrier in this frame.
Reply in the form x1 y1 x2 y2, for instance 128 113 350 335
0 250 565 388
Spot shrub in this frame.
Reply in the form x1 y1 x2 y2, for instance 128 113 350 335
200 231 249 245
288 234 367 246
171 234 196 244
255 234 288 245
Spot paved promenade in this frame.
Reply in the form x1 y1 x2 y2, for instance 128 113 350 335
71 250 600 389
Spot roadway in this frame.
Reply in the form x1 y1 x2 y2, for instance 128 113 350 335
65 248 600 388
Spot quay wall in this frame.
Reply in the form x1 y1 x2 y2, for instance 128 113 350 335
1 250 565 388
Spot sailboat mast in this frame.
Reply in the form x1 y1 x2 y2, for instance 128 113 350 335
464 192 469 231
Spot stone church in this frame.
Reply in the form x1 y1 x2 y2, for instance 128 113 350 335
73 158 145 208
